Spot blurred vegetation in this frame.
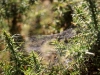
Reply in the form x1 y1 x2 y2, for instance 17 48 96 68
0 0 100 75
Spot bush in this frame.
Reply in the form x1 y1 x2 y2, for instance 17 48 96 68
0 0 100 75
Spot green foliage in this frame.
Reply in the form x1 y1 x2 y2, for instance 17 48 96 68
0 0 100 75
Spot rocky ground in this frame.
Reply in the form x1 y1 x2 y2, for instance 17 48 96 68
24 28 76 53
22 28 77 65
11 27 76 66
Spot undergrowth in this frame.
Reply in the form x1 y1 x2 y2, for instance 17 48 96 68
0 0 100 75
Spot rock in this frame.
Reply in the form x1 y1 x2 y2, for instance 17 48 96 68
24 28 76 53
